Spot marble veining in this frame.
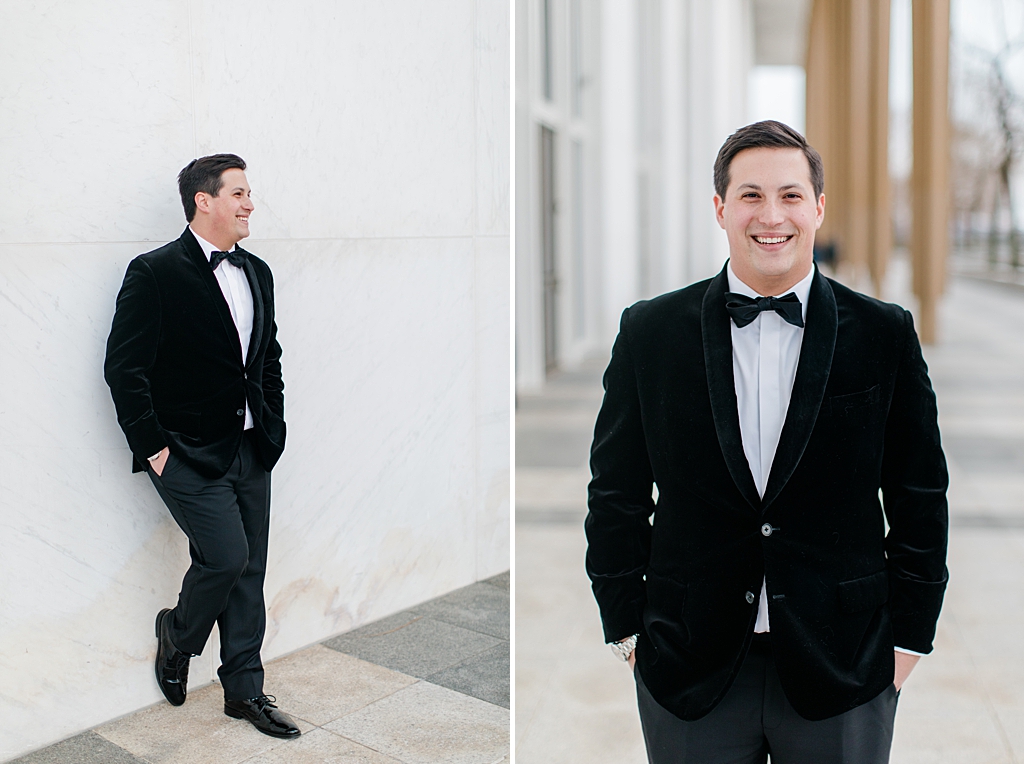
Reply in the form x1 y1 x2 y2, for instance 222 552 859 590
0 2 508 758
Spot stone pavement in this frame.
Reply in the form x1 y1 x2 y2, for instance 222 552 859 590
13 574 509 764
515 262 1024 763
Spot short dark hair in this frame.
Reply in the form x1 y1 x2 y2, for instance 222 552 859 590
177 153 247 222
713 121 824 200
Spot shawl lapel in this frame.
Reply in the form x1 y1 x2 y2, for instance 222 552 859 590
181 227 245 367
240 250 264 369
701 265 760 510
761 269 838 510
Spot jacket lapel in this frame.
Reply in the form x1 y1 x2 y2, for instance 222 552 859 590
761 269 838 510
702 265 760 510
181 228 244 366
240 251 264 369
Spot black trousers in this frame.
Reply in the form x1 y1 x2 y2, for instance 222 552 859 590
636 637 898 764
148 433 271 701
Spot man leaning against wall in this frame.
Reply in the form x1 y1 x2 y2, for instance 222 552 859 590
586 121 948 763
104 154 300 740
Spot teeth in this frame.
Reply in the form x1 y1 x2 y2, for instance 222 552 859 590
755 236 789 244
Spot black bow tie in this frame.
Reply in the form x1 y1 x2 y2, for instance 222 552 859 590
210 249 248 270
724 291 804 328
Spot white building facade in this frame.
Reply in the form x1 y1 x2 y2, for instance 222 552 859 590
515 0 810 390
0 2 509 759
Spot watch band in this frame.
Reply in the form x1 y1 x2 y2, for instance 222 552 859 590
610 634 639 662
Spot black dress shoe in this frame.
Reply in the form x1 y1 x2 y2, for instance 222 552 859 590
224 695 301 739
154 608 190 706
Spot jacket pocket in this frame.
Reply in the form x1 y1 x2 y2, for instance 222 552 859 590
829 385 880 416
642 572 688 664
838 570 889 613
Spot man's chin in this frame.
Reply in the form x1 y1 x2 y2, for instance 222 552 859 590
750 253 812 280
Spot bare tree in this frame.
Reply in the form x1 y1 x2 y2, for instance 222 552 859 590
954 0 1024 269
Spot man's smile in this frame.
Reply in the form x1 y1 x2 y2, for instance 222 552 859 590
752 234 793 245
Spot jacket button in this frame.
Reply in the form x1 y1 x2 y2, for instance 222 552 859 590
236 408 245 416
745 591 755 604
761 523 773 537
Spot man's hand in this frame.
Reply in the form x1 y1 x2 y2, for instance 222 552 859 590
627 650 635 670
150 447 170 476
894 651 920 690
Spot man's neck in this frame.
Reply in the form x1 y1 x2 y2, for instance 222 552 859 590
189 222 238 253
730 263 813 297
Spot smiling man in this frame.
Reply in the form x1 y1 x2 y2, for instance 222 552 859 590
104 154 299 740
586 122 948 762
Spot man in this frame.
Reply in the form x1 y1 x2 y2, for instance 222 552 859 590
104 154 299 740
586 121 948 762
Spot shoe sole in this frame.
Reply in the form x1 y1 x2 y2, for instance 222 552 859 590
224 706 301 738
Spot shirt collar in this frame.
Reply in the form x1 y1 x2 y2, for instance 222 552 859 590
189 226 236 263
726 261 815 322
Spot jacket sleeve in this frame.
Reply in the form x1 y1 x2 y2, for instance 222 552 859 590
881 308 949 654
103 258 168 462
585 306 655 643
261 268 284 420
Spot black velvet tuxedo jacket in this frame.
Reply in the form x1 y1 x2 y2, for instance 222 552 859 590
585 264 948 722
104 227 285 478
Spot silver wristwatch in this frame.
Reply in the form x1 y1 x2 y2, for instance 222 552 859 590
610 634 639 661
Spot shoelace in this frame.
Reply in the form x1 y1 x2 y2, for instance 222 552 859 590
243 695 278 715
163 652 191 684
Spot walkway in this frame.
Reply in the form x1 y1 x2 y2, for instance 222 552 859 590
515 262 1024 762
14 574 510 764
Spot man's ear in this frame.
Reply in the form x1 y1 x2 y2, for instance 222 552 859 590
194 192 209 215
815 193 826 230
713 195 726 230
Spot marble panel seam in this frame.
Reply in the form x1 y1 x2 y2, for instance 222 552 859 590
0 233 510 248
289 679 425 731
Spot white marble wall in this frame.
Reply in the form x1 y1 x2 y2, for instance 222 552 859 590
0 1 509 760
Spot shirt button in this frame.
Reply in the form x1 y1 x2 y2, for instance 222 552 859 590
761 523 773 537
236 409 245 416
745 591 755 604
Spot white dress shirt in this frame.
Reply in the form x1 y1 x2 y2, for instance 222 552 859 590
726 262 920 656
727 262 813 632
190 227 254 430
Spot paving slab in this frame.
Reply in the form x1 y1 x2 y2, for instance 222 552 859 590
482 570 510 591
427 643 510 708
411 582 510 639
9 731 143 764
323 611 501 678
94 680 314 764
515 429 593 468
325 681 509 764
260 645 416 726
239 728 402 764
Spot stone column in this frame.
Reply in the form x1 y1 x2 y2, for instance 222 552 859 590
868 0 892 295
911 0 950 343
805 0 891 294
805 0 841 249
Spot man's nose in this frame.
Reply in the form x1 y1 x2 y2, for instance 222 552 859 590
758 200 784 226
243 196 255 212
